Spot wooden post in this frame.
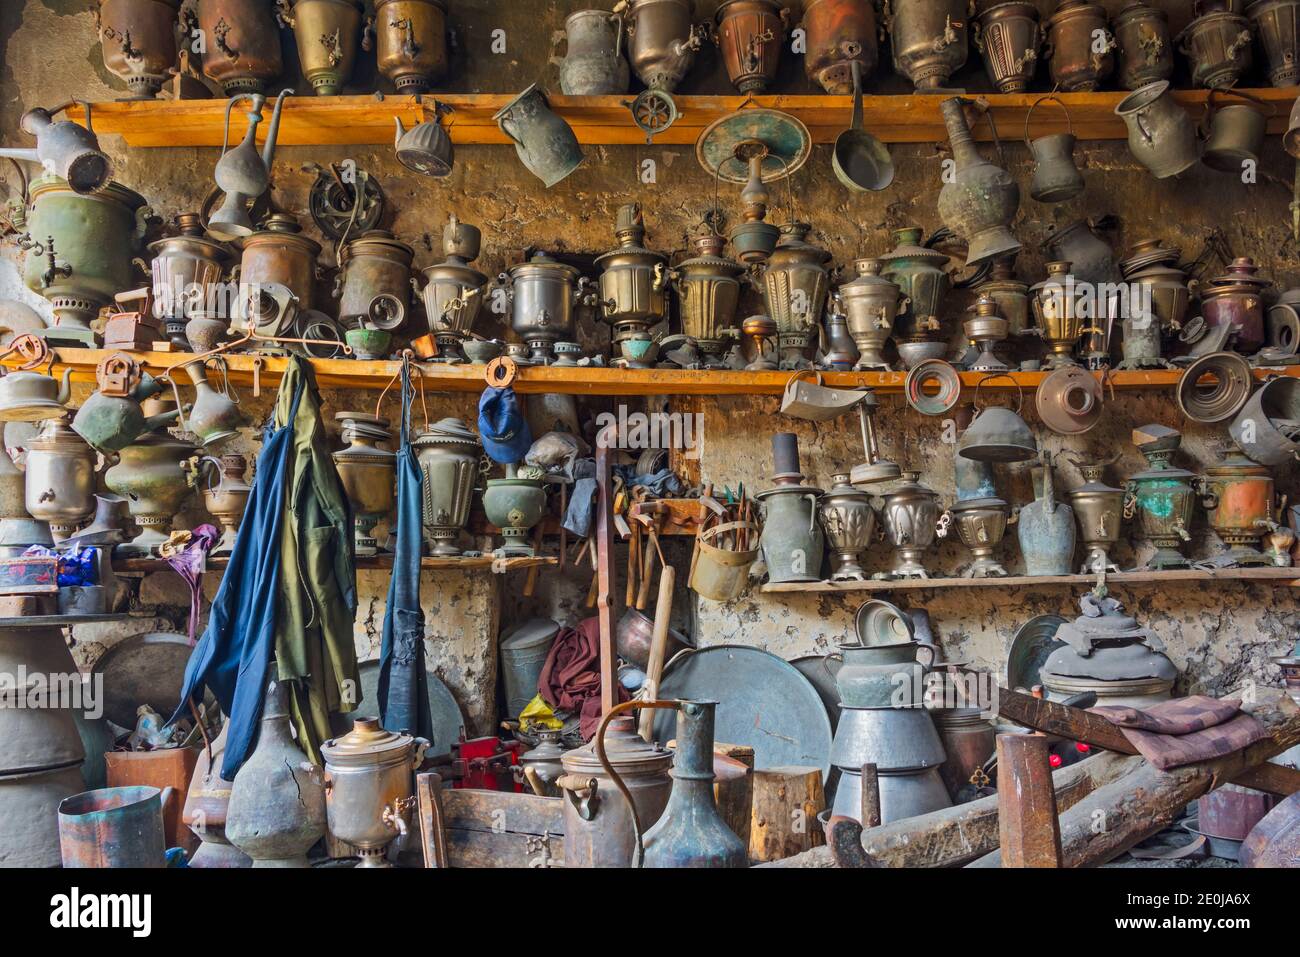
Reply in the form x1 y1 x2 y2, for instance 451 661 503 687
750 766 826 862
860 763 882 829
415 772 448 868
997 733 1063 868
594 422 618 716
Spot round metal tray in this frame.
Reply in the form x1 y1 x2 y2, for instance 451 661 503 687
341 658 466 754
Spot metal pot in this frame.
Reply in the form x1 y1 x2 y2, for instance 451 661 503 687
59 785 172 868
1203 100 1267 173
500 252 590 365
519 729 568 797
884 0 970 90
1025 96 1085 204
1114 1 1174 89
1045 0 1115 92
1246 0 1300 87
276 0 365 96
881 226 951 340
332 412 394 556
374 0 449 93
417 217 487 363
757 433 824 583
320 718 429 867
1118 79 1196 178
881 470 941 579
831 707 946 771
557 714 673 867
335 229 414 330
1126 425 1197 570
196 0 284 94
937 97 1021 268
1177 1 1253 89
669 229 744 367
237 212 322 317
0 366 72 422
1018 461 1076 575
24 417 96 540
22 176 150 339
616 0 704 93
831 765 952 824
757 222 832 370
103 424 197 556
616 607 693 671
558 9 630 94
494 84 585 188
412 416 481 556
976 255 1029 340
833 641 936 709
818 473 877 581
801 0 878 94
97 0 182 98
974 2 1040 94
715 0 789 93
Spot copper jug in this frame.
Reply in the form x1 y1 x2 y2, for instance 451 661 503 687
96 0 182 99
195 0 284 95
373 0 449 93
1114 1 1174 89
715 0 790 93
801 0 878 94
1045 0 1115 92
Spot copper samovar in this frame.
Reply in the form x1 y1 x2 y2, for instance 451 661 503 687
1124 425 1196 570
596 204 668 368
668 227 745 369
1198 445 1278 567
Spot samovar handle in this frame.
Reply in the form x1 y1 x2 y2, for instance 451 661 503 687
804 493 818 532
936 510 952 538
556 774 600 820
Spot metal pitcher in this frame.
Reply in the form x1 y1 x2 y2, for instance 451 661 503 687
757 433 824 583
1024 95 1085 204
937 97 1021 267
557 9 630 94
209 90 293 240
493 85 585 188
833 639 936 709
1202 91 1267 174
1017 457 1076 575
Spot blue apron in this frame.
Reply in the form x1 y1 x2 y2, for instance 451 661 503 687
171 372 303 779
377 356 433 741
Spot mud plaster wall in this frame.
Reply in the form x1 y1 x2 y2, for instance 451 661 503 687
0 1 1297 726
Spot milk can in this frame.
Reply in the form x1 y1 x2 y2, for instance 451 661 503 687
757 433 824 583
558 9 630 94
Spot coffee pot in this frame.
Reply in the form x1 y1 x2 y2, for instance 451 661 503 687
186 453 252 556
0 366 72 422
0 103 112 195
209 90 293 241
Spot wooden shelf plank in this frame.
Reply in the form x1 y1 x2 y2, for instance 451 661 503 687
83 88 1300 149
761 567 1300 593
116 554 557 573
19 348 1300 399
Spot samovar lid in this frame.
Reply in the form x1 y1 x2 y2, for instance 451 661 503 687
948 495 1008 512
883 227 949 267
560 715 673 774
513 252 580 280
1045 592 1176 684
840 258 899 291
341 228 415 261
321 717 418 767
1205 445 1271 477
413 416 481 447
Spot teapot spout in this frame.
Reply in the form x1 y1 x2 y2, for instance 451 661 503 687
142 409 182 433
394 116 406 147
57 367 73 405
260 89 295 171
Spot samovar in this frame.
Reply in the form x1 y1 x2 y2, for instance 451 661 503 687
881 470 941 580
1066 457 1125 573
275 0 365 96
237 213 322 316
1198 446 1277 567
834 258 907 372
884 0 970 90
963 295 1008 371
1118 239 1189 369
1040 591 1177 709
715 0 789 93
880 226 951 344
975 254 1029 339
757 433 825 583
1201 257 1270 355
104 424 198 556
802 0 878 94
186 453 251 557
335 229 414 330
331 412 395 556
416 217 487 364
149 213 232 346
615 0 705 94
974 2 1040 94
482 466 548 557
21 176 150 344
940 496 1013 578
96 0 182 98
756 223 831 370
1177 0 1253 89
668 227 744 369
195 0 284 94
1114 1 1174 89
373 0 449 93
499 253 592 365
596 204 668 367
412 417 482 557
1030 261 1086 368
1045 0 1115 92
320 718 429 868
23 417 96 541
1125 425 1196 570
818 473 877 582
1246 0 1300 87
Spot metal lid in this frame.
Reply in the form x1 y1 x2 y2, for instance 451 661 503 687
500 617 560 651
510 251 580 281
948 495 1008 512
560 715 673 774
854 598 916 648
321 717 416 767
1045 592 1176 682
413 416 481 448
341 229 414 263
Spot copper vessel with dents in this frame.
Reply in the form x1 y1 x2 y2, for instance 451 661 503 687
802 0 877 94
96 0 183 99
195 0 284 94
715 0 790 93
1045 0 1115 92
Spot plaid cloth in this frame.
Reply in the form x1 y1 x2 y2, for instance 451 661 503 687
1091 696 1268 770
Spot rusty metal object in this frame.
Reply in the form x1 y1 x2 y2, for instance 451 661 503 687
196 0 284 94
1045 0 1115 92
237 213 322 316
1201 257 1271 355
1177 352 1254 424
1037 365 1102 435
974 2 1040 94
58 785 173 868
104 746 199 855
1198 445 1277 567
335 229 414 330
715 0 788 93
374 0 449 93
757 223 832 370
802 0 877 94
97 0 182 99
617 0 705 93
669 228 744 368
996 734 1063 867
1240 791 1300 867
1114 1 1174 89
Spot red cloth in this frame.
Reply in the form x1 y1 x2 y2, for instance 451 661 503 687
538 616 628 740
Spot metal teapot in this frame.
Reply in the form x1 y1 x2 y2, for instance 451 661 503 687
394 114 453 177
0 102 111 196
72 354 178 453
209 90 293 241
0 366 72 422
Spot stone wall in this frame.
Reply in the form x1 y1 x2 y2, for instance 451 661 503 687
1 1 1297 733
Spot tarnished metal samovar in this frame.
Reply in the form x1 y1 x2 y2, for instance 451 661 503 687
801 0 878 94
417 217 487 364
412 417 481 557
1066 457 1126 573
616 0 705 93
1198 445 1278 567
237 213 322 316
881 226 951 346
940 495 1013 577
597 204 668 368
373 0 449 93
976 254 1030 340
758 433 825 583
1177 0 1253 90
818 473 877 582
195 0 284 94
963 294 1009 371
103 422 197 556
23 416 96 541
881 470 941 580
1045 0 1115 92
1030 261 1086 368
276 0 366 96
1201 257 1270 356
669 226 744 369
1125 424 1196 570
1246 0 1300 87
756 222 831 370
149 213 232 348
1117 239 1189 370
884 0 970 90
1114 0 1174 89
834 258 907 372
500 253 592 365
96 0 182 98
974 2 1040 94
335 228 414 335
331 412 395 556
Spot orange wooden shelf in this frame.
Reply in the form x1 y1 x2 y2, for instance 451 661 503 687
762 566 1300 593
83 88 1300 149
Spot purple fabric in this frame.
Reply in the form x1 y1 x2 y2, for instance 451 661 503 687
163 524 220 647
1091 696 1268 770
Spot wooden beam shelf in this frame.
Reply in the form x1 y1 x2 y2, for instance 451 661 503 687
20 348 1300 399
116 554 557 574
761 566 1300 593
84 88 1300 149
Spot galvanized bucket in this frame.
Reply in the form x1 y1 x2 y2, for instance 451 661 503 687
58 784 174 867
499 618 560 720
689 520 760 601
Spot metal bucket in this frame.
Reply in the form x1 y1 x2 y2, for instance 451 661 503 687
831 765 952 824
0 764 86 867
58 785 174 867
689 520 760 601
499 618 560 720
1202 97 1267 174
1114 80 1201 179
1024 96 1085 203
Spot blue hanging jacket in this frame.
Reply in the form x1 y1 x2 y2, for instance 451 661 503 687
170 367 304 779
377 356 433 741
